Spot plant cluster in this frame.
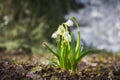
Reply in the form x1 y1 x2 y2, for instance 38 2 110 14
44 17 90 71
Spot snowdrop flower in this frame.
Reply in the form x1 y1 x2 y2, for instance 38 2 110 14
52 25 65 38
51 30 61 38
51 26 63 38
51 32 58 38
58 25 65 32
63 32 71 42
65 20 74 27
56 29 61 35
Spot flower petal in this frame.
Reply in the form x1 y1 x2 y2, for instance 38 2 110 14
65 20 74 27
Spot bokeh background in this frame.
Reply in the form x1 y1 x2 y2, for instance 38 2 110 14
0 0 120 53
0 0 80 53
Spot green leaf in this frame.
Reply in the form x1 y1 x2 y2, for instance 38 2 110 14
70 33 76 68
80 46 84 52
72 49 91 71
76 32 80 51
71 33 75 55
76 49 91 64
44 43 59 59
57 37 61 54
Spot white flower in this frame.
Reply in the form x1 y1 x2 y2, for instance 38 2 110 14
56 29 62 35
65 20 74 27
51 28 63 38
51 25 67 39
58 25 65 32
63 32 71 42
51 32 57 38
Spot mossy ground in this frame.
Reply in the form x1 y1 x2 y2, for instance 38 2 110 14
0 50 120 80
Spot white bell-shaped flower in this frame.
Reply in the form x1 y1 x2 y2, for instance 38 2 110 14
51 32 58 38
65 20 74 27
51 26 64 38
58 25 65 32
63 31 71 42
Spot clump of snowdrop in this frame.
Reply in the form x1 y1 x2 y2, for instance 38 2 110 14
51 25 65 39
44 16 90 72
51 25 71 42
51 19 74 42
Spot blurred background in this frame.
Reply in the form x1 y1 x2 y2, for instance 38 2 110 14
66 0 120 53
0 0 80 53
0 0 120 53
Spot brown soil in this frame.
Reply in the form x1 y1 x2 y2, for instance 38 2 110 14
0 50 120 80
